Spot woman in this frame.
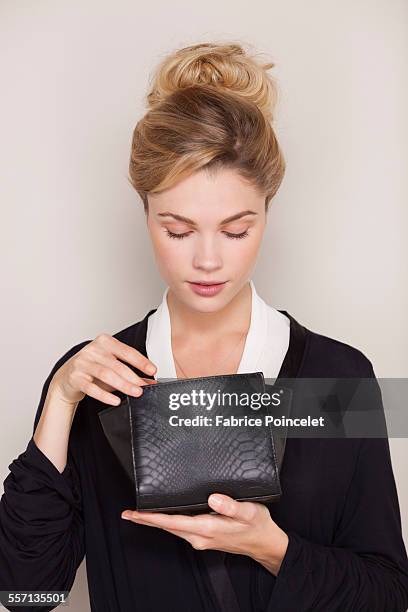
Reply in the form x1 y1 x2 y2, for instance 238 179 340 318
1 42 408 612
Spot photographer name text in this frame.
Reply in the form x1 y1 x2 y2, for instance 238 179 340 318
168 415 325 427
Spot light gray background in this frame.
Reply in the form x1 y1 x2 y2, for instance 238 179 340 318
1 1 407 609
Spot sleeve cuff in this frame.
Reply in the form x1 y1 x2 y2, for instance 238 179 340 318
275 530 312 582
25 437 71 477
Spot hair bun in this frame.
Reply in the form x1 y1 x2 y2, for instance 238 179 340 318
146 41 278 122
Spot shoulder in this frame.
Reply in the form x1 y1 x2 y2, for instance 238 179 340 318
301 323 375 378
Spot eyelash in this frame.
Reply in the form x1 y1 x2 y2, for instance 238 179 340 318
165 229 249 240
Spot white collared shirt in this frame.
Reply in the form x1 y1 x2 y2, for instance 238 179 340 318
146 280 290 381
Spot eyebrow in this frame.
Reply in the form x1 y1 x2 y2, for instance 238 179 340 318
157 210 258 226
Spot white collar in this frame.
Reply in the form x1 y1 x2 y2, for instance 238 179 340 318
146 280 289 380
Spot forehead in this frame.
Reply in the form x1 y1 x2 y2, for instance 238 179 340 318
148 167 264 220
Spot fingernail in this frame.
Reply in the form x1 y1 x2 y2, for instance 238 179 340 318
210 495 223 506
147 365 156 374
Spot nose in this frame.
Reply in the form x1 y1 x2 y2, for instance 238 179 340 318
192 234 223 273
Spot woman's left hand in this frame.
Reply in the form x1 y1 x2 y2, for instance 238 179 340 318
121 493 289 576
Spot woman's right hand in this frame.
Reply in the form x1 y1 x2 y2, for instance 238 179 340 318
50 333 158 407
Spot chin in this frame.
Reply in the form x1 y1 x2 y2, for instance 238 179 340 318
189 299 228 314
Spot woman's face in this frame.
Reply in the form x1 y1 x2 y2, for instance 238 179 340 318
146 167 267 313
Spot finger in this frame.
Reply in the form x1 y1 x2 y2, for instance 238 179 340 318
140 377 158 385
91 354 157 390
82 361 147 398
79 376 124 406
100 335 157 377
121 511 212 535
165 528 194 539
208 494 257 522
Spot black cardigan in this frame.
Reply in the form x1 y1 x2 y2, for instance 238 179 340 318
1 308 408 612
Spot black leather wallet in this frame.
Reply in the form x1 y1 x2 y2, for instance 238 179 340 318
98 371 292 514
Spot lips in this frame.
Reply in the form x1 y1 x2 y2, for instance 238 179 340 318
187 281 227 297
190 281 225 285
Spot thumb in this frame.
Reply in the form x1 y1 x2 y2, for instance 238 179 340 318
208 493 253 521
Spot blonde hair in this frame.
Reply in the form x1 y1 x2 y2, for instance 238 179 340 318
128 41 285 213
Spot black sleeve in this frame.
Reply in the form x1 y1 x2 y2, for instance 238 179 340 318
265 360 408 612
0 341 91 612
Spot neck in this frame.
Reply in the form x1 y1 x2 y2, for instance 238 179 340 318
167 281 252 340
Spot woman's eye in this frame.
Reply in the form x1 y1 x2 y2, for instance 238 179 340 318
223 230 249 239
165 229 191 239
